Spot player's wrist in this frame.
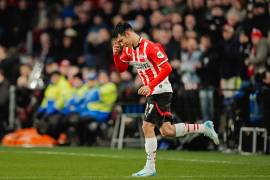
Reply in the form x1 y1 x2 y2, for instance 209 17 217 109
148 84 154 91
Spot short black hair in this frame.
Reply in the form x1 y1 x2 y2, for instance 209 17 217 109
112 22 133 38
74 72 83 80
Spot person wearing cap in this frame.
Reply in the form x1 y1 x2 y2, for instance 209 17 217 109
246 28 270 76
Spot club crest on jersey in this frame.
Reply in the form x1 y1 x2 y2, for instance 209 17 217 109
157 51 164 58
133 62 151 70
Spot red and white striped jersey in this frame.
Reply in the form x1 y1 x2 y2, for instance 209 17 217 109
119 37 173 95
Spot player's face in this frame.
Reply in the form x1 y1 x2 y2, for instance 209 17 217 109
117 33 132 47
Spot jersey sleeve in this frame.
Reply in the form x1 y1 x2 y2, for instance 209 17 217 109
120 47 131 63
146 43 168 66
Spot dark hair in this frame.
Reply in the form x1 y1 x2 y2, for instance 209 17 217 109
74 72 83 79
112 22 133 38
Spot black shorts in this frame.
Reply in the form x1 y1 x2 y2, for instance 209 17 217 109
144 92 173 127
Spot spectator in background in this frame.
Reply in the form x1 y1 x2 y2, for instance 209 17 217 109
0 69 9 139
184 14 199 37
37 70 72 139
246 28 270 84
80 71 117 122
36 32 56 63
57 28 80 65
16 65 37 128
0 45 19 84
85 28 113 71
239 31 251 81
180 38 202 90
61 0 75 19
198 35 220 121
220 24 241 98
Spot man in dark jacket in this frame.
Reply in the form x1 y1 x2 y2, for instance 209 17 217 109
219 24 241 98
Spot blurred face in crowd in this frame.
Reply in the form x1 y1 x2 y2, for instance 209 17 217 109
0 72 4 83
64 17 74 28
251 36 261 45
102 1 113 14
120 71 132 81
98 28 110 43
78 12 89 24
0 46 7 60
222 26 234 40
227 11 239 27
187 38 198 53
165 0 174 8
18 0 27 10
40 32 50 49
171 13 182 25
194 0 204 8
140 0 149 10
119 2 130 15
239 33 249 44
54 18 63 30
200 36 211 52
63 36 73 48
112 15 123 26
149 0 159 11
110 71 121 84
150 11 164 26
67 66 79 80
63 0 72 6
98 71 109 85
0 0 7 10
185 14 196 30
72 76 83 88
51 73 60 85
157 28 171 45
172 24 183 41
45 62 58 75
59 61 70 76
134 15 145 32
20 65 31 77
93 15 103 26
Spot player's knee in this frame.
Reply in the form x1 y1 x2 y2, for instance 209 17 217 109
142 122 154 134
160 125 174 137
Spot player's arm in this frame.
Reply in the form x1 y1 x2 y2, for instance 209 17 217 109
148 61 172 90
113 41 129 73
147 44 172 90
138 44 172 96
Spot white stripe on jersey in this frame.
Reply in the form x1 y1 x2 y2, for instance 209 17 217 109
136 46 149 84
143 42 158 78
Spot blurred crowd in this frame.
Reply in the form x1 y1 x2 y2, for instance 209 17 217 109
0 0 270 147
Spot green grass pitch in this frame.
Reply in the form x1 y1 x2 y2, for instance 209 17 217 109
0 146 270 180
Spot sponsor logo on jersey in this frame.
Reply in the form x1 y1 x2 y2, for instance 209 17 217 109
157 51 164 58
133 62 151 70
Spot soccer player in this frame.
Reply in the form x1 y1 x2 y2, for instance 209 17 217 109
112 22 219 177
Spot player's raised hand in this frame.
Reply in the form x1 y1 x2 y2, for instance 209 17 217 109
113 40 122 55
138 85 151 96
